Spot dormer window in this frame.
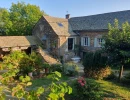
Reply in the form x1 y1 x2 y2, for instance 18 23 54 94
57 22 63 27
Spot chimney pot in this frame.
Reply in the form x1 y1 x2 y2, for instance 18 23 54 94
65 14 70 19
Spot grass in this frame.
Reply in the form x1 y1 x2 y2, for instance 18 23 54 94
29 74 130 99
96 80 130 100
30 74 69 88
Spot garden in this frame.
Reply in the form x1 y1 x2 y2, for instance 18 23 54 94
0 50 130 100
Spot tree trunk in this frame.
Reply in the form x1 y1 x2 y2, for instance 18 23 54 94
118 65 123 82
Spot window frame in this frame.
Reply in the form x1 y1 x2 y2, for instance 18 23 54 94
97 38 103 47
81 36 90 46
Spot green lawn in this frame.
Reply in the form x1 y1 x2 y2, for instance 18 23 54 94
96 80 130 100
30 75 130 100
30 74 69 88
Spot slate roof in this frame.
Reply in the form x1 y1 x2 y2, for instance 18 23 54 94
0 36 37 48
43 16 76 36
69 10 130 31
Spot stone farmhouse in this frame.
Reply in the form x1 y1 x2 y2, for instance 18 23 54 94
1 10 130 62
32 10 130 60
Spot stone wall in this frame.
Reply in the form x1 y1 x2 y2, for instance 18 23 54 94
79 31 107 52
78 31 107 59
32 17 58 50
58 35 79 61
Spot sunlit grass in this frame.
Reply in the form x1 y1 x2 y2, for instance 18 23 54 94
29 74 130 99
96 80 130 99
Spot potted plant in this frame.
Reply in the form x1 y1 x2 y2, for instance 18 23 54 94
27 66 35 78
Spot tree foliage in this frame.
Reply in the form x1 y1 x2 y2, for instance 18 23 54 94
0 8 12 35
103 19 130 66
0 2 46 36
103 19 130 80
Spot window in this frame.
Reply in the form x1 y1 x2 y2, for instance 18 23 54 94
57 22 63 27
83 37 88 46
97 38 103 47
94 38 104 47
81 37 90 46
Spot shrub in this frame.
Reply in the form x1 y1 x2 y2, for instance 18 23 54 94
19 52 43 76
63 63 79 76
104 72 117 80
83 50 111 80
1 51 72 99
67 77 103 100
50 63 63 72
84 66 111 80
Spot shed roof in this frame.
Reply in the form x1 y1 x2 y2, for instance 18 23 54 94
0 36 37 48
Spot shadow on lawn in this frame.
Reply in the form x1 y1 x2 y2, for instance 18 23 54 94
103 90 125 100
99 79 130 100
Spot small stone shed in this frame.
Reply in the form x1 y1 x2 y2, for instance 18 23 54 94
0 36 37 60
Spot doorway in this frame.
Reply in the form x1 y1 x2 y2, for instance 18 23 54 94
68 38 75 50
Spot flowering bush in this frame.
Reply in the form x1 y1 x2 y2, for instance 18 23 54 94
68 77 103 100
77 77 86 86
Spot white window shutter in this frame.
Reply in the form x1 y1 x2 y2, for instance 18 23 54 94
81 37 83 46
94 38 97 47
88 37 90 46
101 39 105 47
102 39 105 44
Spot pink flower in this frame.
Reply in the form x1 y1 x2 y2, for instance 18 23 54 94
80 83 85 86
77 77 86 86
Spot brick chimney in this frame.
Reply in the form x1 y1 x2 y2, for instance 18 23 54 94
65 14 70 19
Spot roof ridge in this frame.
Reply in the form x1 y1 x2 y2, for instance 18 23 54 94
43 15 67 20
70 10 130 19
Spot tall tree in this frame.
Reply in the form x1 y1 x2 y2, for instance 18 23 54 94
103 19 130 81
0 8 12 35
9 2 46 35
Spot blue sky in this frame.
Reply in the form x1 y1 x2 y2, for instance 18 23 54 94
1 0 130 18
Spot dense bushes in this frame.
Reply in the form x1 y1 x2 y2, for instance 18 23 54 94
83 50 111 79
84 66 111 80
1 51 72 99
19 52 43 76
50 63 62 72
67 77 103 100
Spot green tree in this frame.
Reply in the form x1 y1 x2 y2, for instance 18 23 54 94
0 8 12 35
9 2 46 35
103 19 130 81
